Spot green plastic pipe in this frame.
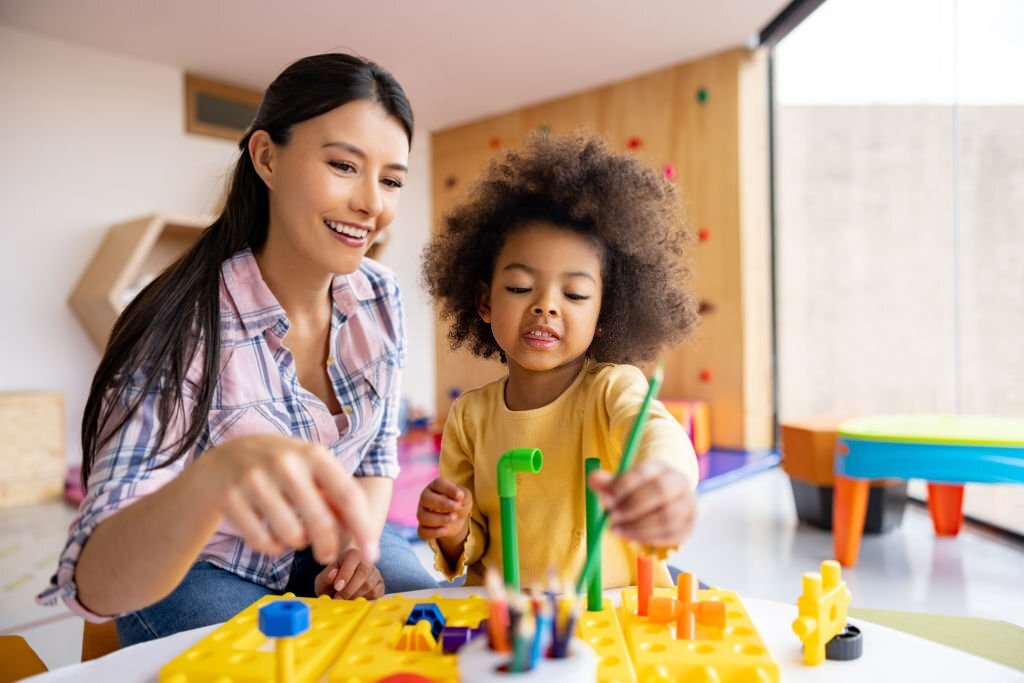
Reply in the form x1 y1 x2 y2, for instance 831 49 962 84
576 364 664 594
497 448 543 590
585 457 603 611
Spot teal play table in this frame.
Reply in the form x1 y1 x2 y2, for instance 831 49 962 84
833 414 1024 566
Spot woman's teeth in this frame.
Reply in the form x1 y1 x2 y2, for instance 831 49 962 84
325 220 368 239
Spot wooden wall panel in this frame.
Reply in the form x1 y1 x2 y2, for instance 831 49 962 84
430 48 773 449
521 92 602 137
737 50 774 449
598 69 677 167
667 50 748 448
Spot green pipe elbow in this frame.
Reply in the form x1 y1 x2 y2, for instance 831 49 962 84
497 448 543 498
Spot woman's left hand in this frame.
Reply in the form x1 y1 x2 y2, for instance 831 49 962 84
588 459 697 547
314 547 385 599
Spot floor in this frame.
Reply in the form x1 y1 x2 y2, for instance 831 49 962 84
3 466 1022 673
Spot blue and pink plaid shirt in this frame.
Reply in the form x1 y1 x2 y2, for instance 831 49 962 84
38 248 405 620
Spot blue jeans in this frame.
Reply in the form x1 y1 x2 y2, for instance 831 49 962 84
115 524 438 646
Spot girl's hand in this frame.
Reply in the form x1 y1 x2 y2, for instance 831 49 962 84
588 459 697 547
416 477 473 541
205 434 379 565
314 548 385 600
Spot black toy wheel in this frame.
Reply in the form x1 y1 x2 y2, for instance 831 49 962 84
826 624 863 661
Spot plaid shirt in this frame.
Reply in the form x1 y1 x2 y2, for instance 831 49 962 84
39 248 405 620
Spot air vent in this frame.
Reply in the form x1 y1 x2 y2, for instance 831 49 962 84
185 73 262 142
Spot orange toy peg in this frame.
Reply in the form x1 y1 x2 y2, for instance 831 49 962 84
697 600 726 630
647 597 678 623
637 555 654 616
676 572 697 639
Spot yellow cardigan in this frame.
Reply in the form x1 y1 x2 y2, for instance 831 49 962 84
428 359 698 590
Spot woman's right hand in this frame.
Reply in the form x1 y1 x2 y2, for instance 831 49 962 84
203 434 379 565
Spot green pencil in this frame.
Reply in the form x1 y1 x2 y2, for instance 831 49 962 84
575 363 664 594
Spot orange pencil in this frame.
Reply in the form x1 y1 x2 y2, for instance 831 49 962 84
485 569 511 652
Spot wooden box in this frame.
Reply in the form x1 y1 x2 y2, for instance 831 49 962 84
0 393 66 508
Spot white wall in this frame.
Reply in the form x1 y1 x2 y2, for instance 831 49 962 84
0 24 435 464
380 138 436 419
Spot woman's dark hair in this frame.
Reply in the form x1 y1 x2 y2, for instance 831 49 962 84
81 54 413 487
422 131 698 364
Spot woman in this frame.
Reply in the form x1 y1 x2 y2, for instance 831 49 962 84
38 53 438 645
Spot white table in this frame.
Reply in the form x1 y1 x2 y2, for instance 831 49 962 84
22 587 1024 682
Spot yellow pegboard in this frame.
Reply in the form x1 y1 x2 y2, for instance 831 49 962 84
327 593 489 682
618 586 780 683
160 593 371 683
577 598 637 683
160 585 781 682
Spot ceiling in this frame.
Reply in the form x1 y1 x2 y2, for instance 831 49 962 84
0 0 790 132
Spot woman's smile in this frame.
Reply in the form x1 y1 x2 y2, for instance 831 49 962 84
325 219 371 248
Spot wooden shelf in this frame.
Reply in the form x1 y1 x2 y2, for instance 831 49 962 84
69 214 208 350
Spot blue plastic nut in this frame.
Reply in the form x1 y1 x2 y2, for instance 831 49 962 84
259 600 311 638
406 603 446 639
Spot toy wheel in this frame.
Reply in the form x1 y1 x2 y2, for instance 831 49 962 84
825 624 863 661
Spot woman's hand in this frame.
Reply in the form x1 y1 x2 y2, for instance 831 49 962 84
206 434 379 565
588 459 697 547
314 548 385 600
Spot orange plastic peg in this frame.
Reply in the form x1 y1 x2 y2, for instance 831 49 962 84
698 600 726 629
648 597 678 623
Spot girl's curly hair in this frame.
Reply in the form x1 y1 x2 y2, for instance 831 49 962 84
422 131 698 364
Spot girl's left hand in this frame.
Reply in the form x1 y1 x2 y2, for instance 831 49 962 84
314 548 385 600
588 459 697 547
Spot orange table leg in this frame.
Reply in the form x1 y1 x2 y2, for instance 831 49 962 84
833 475 870 567
927 483 965 536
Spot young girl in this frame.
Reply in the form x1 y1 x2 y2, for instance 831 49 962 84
38 53 438 645
417 133 701 590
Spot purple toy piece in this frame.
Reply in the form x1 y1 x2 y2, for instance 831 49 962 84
440 621 487 654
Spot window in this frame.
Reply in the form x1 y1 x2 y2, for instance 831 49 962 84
773 0 1024 420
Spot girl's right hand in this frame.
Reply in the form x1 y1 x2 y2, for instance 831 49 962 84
314 548 385 600
416 476 473 541
203 434 378 565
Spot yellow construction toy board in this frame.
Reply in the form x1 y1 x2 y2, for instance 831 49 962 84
159 582 782 682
